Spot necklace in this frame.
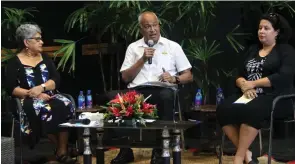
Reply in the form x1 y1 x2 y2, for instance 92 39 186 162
24 52 38 58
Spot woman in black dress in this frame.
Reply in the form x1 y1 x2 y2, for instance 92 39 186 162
216 13 295 164
5 24 76 164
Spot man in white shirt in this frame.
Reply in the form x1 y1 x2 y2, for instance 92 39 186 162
111 11 193 164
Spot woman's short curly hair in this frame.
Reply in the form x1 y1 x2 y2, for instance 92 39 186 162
15 23 42 48
259 13 292 43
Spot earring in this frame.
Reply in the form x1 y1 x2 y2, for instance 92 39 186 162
26 47 29 50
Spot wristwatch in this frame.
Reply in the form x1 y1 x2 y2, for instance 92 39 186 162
41 84 46 91
174 76 180 84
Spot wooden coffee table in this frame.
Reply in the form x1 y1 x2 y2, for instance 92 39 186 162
74 106 106 155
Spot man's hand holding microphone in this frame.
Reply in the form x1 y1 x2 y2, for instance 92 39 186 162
142 40 155 64
142 47 155 62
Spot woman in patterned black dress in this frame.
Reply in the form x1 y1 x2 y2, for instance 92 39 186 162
216 13 295 164
5 24 77 164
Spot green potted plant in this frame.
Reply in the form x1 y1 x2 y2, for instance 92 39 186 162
185 37 223 104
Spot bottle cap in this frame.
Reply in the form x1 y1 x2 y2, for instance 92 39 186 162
217 88 222 91
87 90 91 94
197 89 201 92
80 91 83 94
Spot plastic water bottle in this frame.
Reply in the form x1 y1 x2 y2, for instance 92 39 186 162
194 89 202 110
216 88 224 105
86 90 93 109
78 91 85 110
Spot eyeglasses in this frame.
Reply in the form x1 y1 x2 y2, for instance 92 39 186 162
27 37 43 42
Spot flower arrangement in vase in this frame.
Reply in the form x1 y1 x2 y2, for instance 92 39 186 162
103 90 158 126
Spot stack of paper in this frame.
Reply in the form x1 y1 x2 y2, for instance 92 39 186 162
139 81 177 88
233 95 254 104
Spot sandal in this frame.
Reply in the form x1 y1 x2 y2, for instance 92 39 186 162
56 154 77 164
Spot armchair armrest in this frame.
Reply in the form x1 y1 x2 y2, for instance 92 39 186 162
272 94 295 113
268 93 295 162
14 98 22 114
58 93 78 118
10 97 23 122
59 93 77 109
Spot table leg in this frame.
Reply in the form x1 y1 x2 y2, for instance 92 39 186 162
83 128 92 164
162 129 170 164
172 129 181 164
96 128 104 164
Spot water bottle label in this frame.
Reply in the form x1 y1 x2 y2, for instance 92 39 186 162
195 97 202 106
78 97 85 109
86 96 92 108
216 92 224 105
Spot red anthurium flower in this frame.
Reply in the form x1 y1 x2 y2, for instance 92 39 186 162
143 102 155 109
115 94 120 99
123 95 136 104
109 107 120 117
123 91 137 104
110 98 120 104
142 108 152 114
125 106 134 117
126 90 137 97
142 103 155 114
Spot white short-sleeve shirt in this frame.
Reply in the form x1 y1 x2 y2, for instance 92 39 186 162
120 36 192 88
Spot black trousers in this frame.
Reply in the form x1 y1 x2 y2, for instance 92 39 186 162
102 86 175 145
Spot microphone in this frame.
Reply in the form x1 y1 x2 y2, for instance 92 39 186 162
147 40 154 64
69 118 91 125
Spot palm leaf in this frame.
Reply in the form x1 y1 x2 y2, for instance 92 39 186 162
53 39 75 44
64 6 89 32
186 38 222 64
61 44 75 71
160 1 217 36
266 1 295 17
2 7 38 41
70 48 76 73
53 39 76 73
221 68 238 77
1 47 16 63
226 24 251 53
53 43 72 59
